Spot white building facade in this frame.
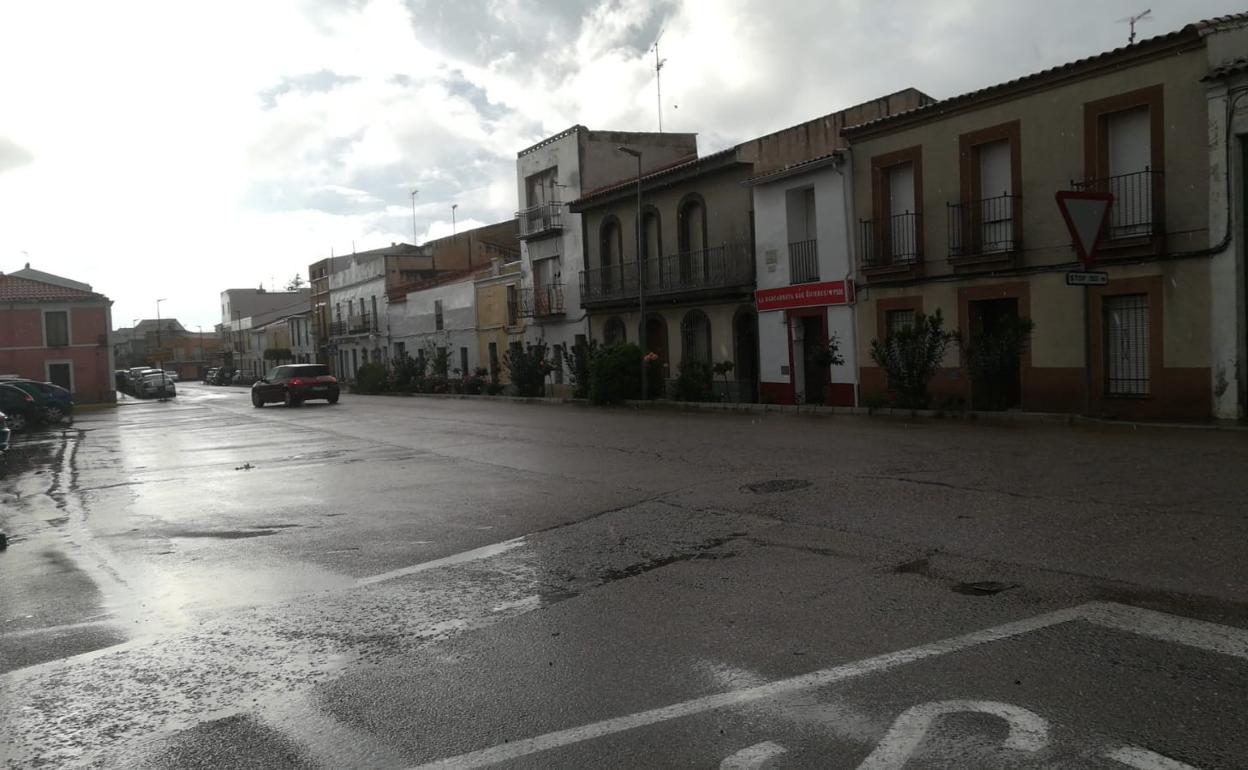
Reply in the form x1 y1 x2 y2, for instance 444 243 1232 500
748 153 859 406
388 273 481 377
327 258 388 380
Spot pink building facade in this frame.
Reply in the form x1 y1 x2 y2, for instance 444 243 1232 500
0 271 115 404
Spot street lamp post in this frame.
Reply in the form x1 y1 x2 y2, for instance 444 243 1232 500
617 146 646 400
410 189 419 245
156 299 167 399
451 203 458 240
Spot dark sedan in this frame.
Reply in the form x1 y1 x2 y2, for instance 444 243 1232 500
0 383 43 432
251 364 339 407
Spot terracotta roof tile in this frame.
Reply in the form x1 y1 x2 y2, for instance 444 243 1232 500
0 274 106 302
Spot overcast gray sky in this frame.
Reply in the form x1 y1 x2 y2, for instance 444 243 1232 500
1 0 1242 330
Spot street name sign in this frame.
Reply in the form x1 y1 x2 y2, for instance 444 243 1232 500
1055 190 1113 268
1065 271 1109 287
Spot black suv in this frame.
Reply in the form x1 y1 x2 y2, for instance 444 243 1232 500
251 364 340 407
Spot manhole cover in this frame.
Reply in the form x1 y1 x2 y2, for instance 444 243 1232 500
742 479 812 494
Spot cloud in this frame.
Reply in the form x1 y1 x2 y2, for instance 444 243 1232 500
0 137 34 175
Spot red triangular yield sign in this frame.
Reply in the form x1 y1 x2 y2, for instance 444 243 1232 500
1055 191 1113 268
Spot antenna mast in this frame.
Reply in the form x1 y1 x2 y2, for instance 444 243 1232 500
1119 8 1152 45
653 33 667 132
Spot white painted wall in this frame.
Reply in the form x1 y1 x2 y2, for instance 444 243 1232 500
389 277 480 374
517 130 587 359
750 161 858 397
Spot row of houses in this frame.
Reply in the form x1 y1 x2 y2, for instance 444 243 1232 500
241 13 1248 421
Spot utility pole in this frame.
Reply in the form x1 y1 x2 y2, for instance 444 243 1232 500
653 35 667 132
410 189 419 245
156 298 167 399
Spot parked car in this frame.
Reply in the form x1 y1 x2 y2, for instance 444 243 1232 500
126 367 160 394
203 368 219 384
0 384 42 432
0 410 11 453
209 368 235 385
137 372 176 399
0 379 73 423
115 370 129 391
163 371 180 382
252 364 339 407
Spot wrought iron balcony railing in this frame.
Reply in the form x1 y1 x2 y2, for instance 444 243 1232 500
859 212 923 269
788 239 819 283
1072 168 1163 240
516 200 563 240
519 283 565 317
579 242 754 304
947 193 1021 258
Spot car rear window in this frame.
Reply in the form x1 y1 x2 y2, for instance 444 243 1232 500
291 365 331 377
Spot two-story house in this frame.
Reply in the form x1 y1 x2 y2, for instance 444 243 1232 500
845 15 1248 420
387 270 483 378
570 148 757 398
514 126 698 394
0 265 115 403
745 91 933 405
474 259 524 385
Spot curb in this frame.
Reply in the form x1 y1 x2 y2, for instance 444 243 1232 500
355 390 1248 432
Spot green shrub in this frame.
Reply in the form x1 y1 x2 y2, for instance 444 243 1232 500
588 343 642 405
561 339 597 399
504 341 549 397
463 367 487 395
351 362 390 394
869 309 960 409
674 359 714 402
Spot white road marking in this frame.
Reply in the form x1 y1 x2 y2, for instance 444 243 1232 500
719 740 787 769
407 601 1248 769
356 538 526 586
407 604 1087 769
1082 601 1248 660
1106 745 1202 770
855 700 1049 769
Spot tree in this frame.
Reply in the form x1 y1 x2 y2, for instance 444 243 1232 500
285 273 306 291
870 310 960 409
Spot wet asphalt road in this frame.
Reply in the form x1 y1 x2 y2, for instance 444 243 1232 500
2 385 1248 768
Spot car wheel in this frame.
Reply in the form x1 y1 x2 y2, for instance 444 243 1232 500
285 391 301 408
327 394 339 405
8 413 28 432
252 392 264 408
44 405 66 424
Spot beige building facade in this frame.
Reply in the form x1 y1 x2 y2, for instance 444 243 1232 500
474 260 525 385
845 19 1247 419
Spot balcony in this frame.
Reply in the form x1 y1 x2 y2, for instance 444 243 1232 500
519 283 565 318
859 212 922 272
788 239 819 284
516 201 563 241
1072 168 1163 240
579 242 754 306
947 193 1021 262
328 314 377 338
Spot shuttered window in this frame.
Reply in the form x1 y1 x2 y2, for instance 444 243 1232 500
45 311 69 347
1104 294 1150 396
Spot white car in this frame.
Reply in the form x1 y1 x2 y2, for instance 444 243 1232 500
138 373 176 398
162 371 180 382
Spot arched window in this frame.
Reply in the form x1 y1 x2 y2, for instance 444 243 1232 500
642 206 662 289
677 194 708 284
600 217 622 293
603 317 626 345
680 309 712 365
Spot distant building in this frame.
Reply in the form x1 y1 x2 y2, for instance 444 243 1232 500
0 264 115 403
217 287 311 374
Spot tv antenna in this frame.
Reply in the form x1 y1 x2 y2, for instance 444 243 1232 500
1118 9 1152 45
653 32 667 132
